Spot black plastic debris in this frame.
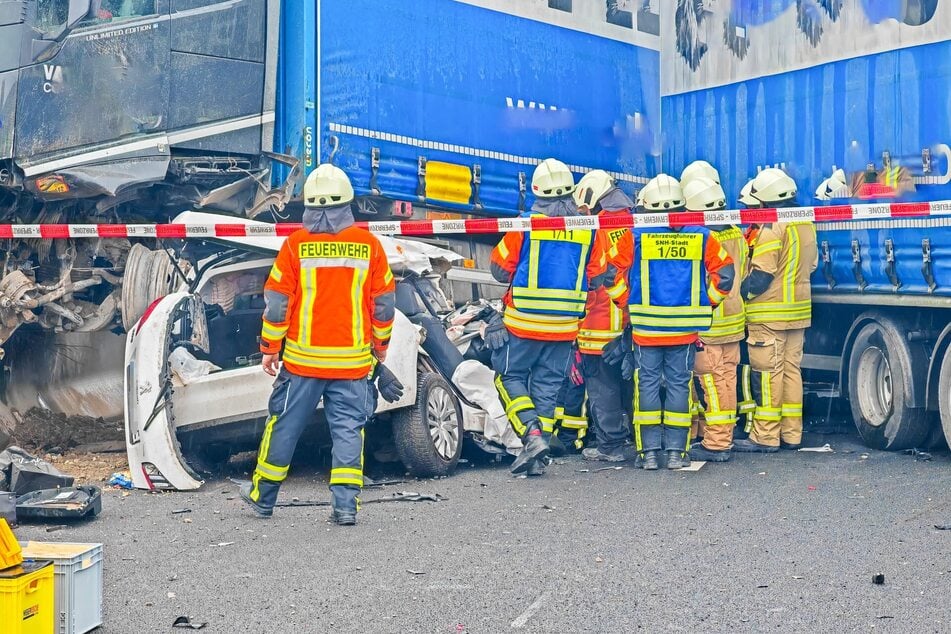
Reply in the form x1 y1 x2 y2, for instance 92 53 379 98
0 491 14 525
872 574 885 585
0 446 74 495
934 525 951 531
362 491 446 504
172 616 207 629
16 486 101 521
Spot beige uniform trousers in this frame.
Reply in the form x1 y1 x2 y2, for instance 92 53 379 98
693 341 740 450
747 325 805 446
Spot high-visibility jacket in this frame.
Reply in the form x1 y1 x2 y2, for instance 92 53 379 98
610 226 734 347
491 219 608 342
578 217 634 354
745 221 818 330
260 226 396 379
701 225 747 345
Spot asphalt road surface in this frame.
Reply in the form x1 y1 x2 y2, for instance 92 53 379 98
16 429 951 633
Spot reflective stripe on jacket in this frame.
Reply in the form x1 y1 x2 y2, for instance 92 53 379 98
491 219 607 341
702 226 747 344
578 220 634 353
612 225 734 347
260 226 395 379
745 221 818 329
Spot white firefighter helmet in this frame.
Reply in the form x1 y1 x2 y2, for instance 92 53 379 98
303 163 355 207
750 168 797 205
738 178 760 207
640 174 685 211
532 158 575 198
816 168 848 200
680 160 721 188
684 176 727 211
573 169 615 210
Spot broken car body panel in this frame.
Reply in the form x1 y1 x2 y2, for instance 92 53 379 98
124 212 475 491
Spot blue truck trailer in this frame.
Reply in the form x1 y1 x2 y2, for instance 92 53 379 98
0 1 661 433
2 0 951 453
660 0 951 451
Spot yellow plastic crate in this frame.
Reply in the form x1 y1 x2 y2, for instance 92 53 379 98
0 560 55 634
0 518 23 571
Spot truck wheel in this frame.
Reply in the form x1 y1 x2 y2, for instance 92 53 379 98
847 319 931 450
392 372 463 477
935 346 951 450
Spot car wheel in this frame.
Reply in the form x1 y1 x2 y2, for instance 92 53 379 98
392 372 463 477
848 318 932 450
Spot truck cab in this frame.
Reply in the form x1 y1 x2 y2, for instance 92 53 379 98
0 0 277 199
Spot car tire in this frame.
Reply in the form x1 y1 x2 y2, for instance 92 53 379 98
392 372 463 477
848 318 932 450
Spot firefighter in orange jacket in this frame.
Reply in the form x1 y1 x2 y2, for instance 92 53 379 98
681 175 747 462
488 158 608 476
573 170 636 461
734 168 818 452
607 174 735 470
240 164 399 525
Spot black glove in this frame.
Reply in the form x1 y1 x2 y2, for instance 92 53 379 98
482 310 509 351
374 363 404 403
620 351 635 382
602 326 632 367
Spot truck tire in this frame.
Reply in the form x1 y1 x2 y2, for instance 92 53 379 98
935 346 951 450
392 372 463 477
847 319 932 450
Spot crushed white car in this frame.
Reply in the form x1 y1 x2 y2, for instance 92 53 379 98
124 212 518 491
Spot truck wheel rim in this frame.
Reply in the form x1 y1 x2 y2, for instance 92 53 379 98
857 346 892 427
427 385 459 460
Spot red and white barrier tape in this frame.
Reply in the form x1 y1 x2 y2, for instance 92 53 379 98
2 201 950 239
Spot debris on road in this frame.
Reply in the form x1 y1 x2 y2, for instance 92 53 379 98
45 524 67 532
363 492 446 504
872 574 885 585
903 449 932 462
363 477 409 488
172 616 208 630
934 525 951 531
406 569 426 575
798 444 834 453
108 473 134 489
171 509 192 515
0 446 75 494
0 492 14 524
16 486 102 521
679 461 706 472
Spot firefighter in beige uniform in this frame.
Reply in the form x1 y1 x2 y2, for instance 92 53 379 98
680 175 747 462
733 168 818 452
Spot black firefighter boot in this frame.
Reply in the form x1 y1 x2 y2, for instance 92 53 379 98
666 450 689 470
640 450 659 470
511 425 550 474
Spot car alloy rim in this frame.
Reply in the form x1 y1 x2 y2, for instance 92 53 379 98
427 385 459 460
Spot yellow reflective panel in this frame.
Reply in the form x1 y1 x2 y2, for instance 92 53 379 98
425 161 472 204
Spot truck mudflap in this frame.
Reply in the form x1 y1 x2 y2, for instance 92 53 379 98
124 293 203 491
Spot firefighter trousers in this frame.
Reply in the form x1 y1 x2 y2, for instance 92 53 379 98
633 343 696 454
492 335 573 439
694 341 740 451
582 352 632 453
747 325 805 447
249 367 371 513
555 376 588 449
